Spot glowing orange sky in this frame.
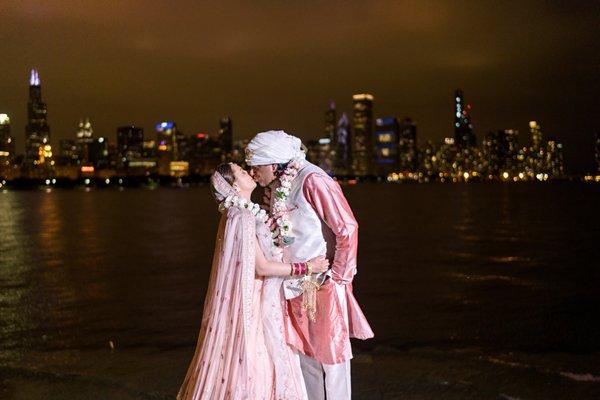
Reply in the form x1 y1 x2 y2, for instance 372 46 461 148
1 0 598 171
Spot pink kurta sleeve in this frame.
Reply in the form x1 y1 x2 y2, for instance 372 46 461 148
303 173 358 285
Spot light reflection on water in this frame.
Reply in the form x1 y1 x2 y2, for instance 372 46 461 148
0 183 599 396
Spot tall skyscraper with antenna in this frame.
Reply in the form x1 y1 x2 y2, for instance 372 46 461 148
25 69 51 165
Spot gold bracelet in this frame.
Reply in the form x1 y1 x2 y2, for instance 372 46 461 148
306 261 312 276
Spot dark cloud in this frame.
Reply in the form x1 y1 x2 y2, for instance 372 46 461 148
1 0 598 171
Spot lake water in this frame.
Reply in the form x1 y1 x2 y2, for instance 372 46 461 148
1 183 599 399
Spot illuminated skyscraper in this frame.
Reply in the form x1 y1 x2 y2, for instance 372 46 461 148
529 121 542 152
76 118 94 163
351 93 374 176
486 129 519 176
117 125 144 167
306 137 334 175
526 121 544 174
374 117 399 175
88 137 109 169
0 114 15 165
325 101 336 141
58 139 78 166
218 117 233 155
546 137 564 178
454 89 476 147
398 118 418 172
25 69 51 165
334 113 351 176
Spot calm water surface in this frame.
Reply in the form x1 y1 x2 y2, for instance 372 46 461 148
1 183 599 399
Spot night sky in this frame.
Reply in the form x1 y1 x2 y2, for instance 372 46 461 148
1 1 599 172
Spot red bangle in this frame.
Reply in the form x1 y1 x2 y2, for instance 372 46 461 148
291 262 307 276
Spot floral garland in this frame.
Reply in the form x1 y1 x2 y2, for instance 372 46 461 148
269 159 302 247
220 195 268 222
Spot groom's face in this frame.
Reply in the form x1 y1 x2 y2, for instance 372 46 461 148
250 164 278 187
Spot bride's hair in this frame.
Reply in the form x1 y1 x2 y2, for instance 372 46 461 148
210 163 235 204
215 163 235 185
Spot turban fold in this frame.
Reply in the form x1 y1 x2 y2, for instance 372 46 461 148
245 130 306 166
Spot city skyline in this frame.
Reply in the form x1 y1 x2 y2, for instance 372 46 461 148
1 1 599 172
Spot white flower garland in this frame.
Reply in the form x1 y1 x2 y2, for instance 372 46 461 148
269 159 301 247
220 195 268 222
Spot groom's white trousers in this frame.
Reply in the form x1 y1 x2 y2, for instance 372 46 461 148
299 282 352 400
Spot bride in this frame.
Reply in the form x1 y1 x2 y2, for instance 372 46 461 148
177 163 329 400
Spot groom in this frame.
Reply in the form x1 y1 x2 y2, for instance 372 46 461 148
246 130 374 400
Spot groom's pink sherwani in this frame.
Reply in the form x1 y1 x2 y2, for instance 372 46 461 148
284 171 374 365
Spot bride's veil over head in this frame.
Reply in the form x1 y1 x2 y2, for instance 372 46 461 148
210 167 238 204
178 165 271 399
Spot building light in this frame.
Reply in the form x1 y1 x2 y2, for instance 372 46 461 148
0 151 9 157
378 133 393 143
0 114 9 124
84 179 90 185
352 94 374 101
81 166 95 173
502 172 509 180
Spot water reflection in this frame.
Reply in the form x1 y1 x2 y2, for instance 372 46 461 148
0 193 35 362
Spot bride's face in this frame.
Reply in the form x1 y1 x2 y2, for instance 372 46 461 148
231 163 256 192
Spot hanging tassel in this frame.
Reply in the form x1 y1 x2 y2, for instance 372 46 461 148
300 278 321 322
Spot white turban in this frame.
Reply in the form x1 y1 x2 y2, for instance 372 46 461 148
245 130 306 166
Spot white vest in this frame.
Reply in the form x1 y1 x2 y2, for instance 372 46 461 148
280 161 336 299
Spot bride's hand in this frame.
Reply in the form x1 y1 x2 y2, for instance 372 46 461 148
308 256 329 274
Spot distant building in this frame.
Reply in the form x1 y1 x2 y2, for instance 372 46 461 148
529 121 542 152
0 113 15 164
454 89 476 147
485 129 519 177
24 69 52 173
325 101 336 141
88 137 109 169
189 133 220 175
351 93 374 176
117 125 144 168
527 121 545 174
76 118 94 163
374 116 399 175
218 117 233 156
307 137 334 175
334 113 351 176
545 137 564 178
418 140 436 179
58 139 79 166
398 118 418 172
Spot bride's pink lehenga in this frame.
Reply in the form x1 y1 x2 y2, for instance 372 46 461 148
177 207 273 400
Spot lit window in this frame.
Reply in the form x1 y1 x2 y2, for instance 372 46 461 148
378 133 393 142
